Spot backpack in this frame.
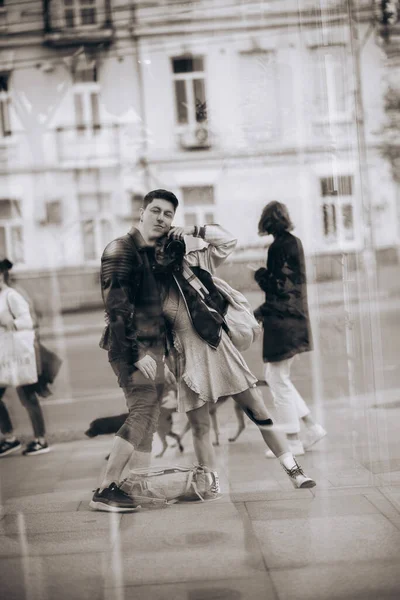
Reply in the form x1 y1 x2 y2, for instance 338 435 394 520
119 465 217 506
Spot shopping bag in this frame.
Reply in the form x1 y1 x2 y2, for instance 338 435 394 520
0 330 38 387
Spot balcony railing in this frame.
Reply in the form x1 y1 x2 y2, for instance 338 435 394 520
55 124 120 165
43 0 113 47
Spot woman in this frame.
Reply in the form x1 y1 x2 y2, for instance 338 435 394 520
156 223 316 497
0 259 50 457
254 201 326 457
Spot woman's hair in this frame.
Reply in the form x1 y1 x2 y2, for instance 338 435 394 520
0 258 13 284
258 201 294 235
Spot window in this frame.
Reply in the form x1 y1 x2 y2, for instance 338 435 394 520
239 51 279 141
0 199 24 263
64 0 97 28
312 45 349 118
172 56 207 127
72 58 100 135
181 186 215 228
0 73 11 138
78 192 113 261
320 175 355 245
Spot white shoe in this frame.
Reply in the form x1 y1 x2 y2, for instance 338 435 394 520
303 424 327 450
265 439 305 458
282 458 316 489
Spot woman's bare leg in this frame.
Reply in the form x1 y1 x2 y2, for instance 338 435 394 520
232 386 288 457
186 402 217 470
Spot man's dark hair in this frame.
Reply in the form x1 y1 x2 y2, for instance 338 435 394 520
258 201 294 236
143 189 179 211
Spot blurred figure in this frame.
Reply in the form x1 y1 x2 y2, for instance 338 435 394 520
254 202 326 457
0 259 50 457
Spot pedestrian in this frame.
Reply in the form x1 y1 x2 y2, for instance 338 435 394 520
0 259 50 457
90 189 178 512
157 220 316 498
253 201 327 457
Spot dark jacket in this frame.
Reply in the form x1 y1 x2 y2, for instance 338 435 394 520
254 231 312 363
99 228 166 366
165 225 237 350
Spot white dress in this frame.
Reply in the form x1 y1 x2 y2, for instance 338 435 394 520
164 282 257 413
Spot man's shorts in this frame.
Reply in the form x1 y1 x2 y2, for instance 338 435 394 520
110 359 165 452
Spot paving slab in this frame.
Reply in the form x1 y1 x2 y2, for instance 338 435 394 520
101 502 265 586
270 563 400 600
105 574 278 600
245 495 380 520
0 511 121 536
0 553 110 600
251 514 400 569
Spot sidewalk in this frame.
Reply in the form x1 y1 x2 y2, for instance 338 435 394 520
1 392 400 599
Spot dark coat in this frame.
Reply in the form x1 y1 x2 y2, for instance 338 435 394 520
254 231 312 363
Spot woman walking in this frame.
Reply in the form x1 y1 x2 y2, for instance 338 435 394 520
155 222 316 497
254 202 326 457
0 259 49 457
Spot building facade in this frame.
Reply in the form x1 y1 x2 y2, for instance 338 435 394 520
0 0 398 309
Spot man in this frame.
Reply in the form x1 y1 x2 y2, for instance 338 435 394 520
90 189 178 512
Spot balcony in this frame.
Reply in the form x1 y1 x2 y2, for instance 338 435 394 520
55 124 120 166
43 0 114 47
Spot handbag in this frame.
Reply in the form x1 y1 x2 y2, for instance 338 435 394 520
0 328 38 387
212 276 261 351
0 291 38 387
120 465 217 506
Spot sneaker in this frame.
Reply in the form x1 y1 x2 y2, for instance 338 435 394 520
0 439 22 457
89 482 141 513
282 458 316 489
265 439 305 458
303 424 327 450
22 440 50 456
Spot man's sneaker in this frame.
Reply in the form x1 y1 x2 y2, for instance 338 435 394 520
265 439 305 458
22 440 50 456
282 458 316 489
303 424 327 450
202 471 222 501
89 482 141 513
0 439 22 457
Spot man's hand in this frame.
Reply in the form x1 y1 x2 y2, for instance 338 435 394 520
134 355 157 380
164 363 176 386
168 226 195 240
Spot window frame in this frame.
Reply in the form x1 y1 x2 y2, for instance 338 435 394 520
319 174 356 249
310 44 351 123
63 0 98 29
181 185 216 229
78 192 114 262
0 199 24 265
0 72 11 138
171 56 207 129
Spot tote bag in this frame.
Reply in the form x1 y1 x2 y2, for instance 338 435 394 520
0 329 38 387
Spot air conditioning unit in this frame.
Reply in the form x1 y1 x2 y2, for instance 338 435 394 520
179 125 211 150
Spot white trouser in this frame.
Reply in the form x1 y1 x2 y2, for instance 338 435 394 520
265 357 310 434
